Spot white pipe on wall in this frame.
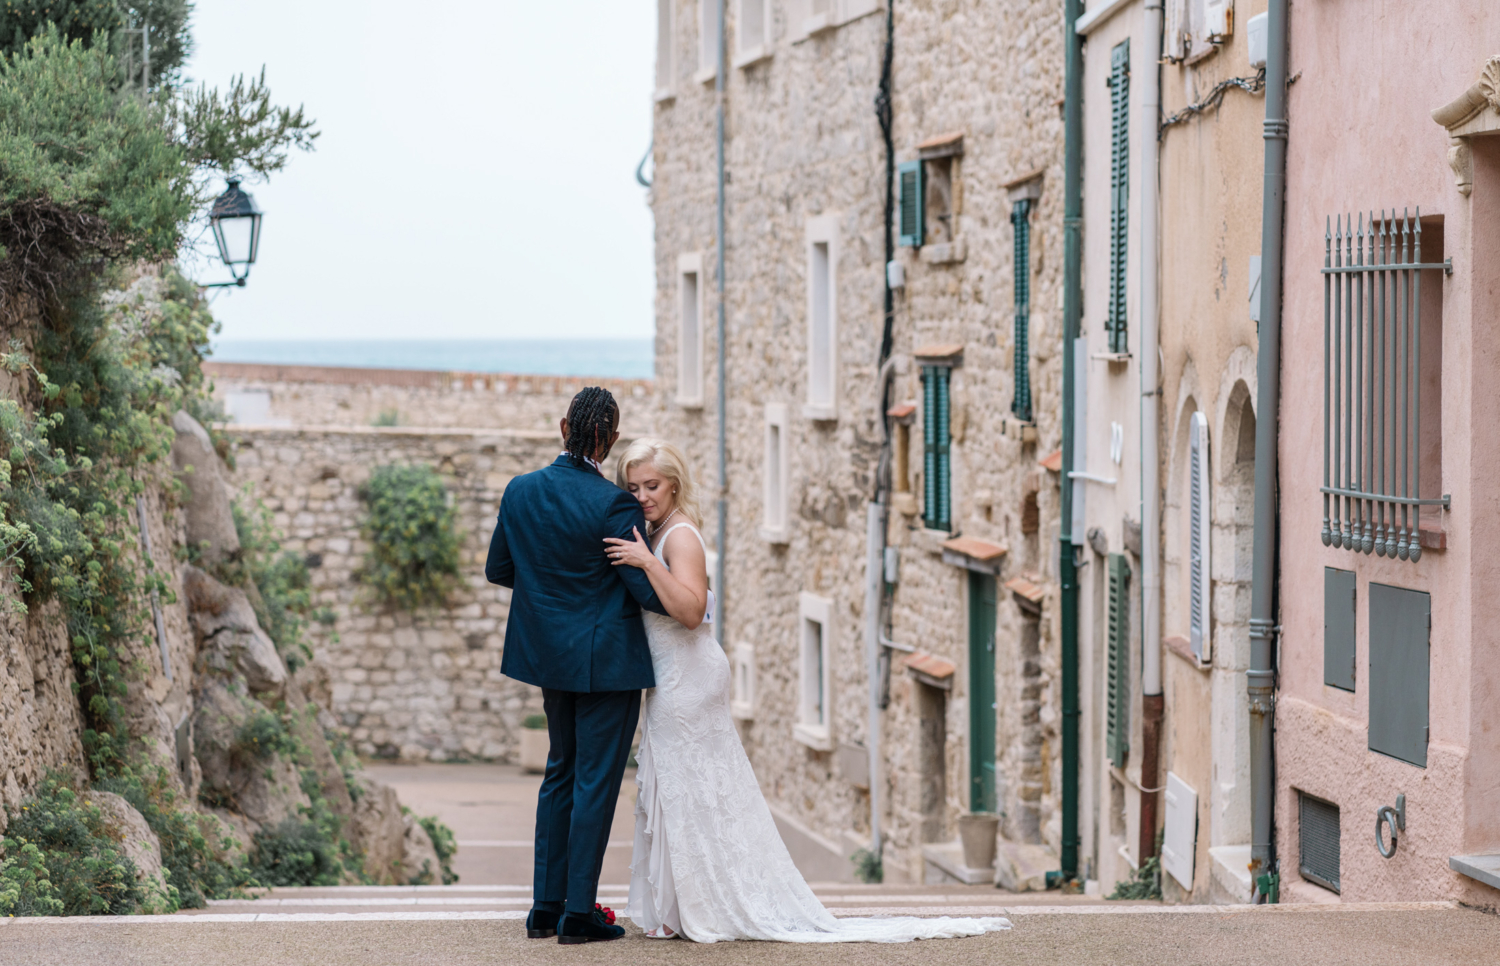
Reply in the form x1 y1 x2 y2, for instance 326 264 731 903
1139 1 1163 698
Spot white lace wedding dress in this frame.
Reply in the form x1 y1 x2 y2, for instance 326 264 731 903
625 522 1011 943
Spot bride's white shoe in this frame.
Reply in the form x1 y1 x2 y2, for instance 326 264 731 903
644 926 676 939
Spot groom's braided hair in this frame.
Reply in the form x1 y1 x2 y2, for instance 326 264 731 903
564 386 619 467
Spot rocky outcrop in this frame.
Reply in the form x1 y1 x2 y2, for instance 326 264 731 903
171 410 241 569
92 791 170 903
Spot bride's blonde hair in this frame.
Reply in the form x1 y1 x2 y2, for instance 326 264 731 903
615 437 703 529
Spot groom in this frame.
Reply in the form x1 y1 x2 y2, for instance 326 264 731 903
486 387 664 945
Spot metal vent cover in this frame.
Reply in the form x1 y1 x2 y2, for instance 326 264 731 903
1299 793 1341 893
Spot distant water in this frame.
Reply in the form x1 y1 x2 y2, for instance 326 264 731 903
209 339 655 380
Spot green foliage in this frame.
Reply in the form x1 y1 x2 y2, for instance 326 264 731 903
245 817 341 888
96 767 254 909
522 713 547 730
1107 833 1163 901
0 2 194 89
0 839 64 916
232 711 297 764
172 67 317 179
850 848 883 884
224 495 334 672
371 407 398 427
1 775 143 916
417 815 459 885
358 464 461 611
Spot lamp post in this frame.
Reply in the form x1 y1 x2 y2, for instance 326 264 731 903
205 178 263 288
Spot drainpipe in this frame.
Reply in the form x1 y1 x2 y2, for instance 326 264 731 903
1057 0 1085 882
1136 0 1165 865
865 0 898 869
714 0 728 646
1248 0 1288 900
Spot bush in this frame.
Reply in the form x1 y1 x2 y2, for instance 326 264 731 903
357 464 460 610
246 817 341 888
232 711 297 764
0 840 63 916
1 775 142 916
418 815 459 885
1107 831 1163 901
522 713 547 730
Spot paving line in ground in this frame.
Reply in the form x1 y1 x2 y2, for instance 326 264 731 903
456 840 632 848
203 894 1023 908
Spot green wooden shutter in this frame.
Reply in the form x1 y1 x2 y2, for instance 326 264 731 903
922 365 951 532
1106 552 1131 768
1011 198 1033 422
968 571 998 813
898 159 924 248
1107 40 1130 355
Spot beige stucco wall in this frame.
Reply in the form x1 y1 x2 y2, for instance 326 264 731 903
1154 0 1267 904
1277 2 1500 905
651 0 1065 882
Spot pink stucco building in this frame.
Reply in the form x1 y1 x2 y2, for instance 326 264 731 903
1275 8 1500 904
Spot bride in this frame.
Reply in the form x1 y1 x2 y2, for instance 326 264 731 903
604 438 1010 944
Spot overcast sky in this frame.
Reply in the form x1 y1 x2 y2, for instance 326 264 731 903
186 1 656 341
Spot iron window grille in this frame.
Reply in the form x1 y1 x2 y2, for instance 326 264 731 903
1011 198 1033 422
1321 209 1451 563
922 365 952 532
1105 40 1130 355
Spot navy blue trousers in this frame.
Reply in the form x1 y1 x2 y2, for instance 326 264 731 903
534 688 641 914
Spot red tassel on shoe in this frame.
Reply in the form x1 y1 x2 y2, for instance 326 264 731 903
595 903 616 925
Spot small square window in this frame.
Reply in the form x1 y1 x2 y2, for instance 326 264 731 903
794 592 833 750
677 253 704 408
804 215 839 420
731 642 755 720
761 403 790 543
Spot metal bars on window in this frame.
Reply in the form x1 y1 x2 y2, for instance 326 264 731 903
1105 40 1130 355
1011 198 1033 422
1321 209 1449 563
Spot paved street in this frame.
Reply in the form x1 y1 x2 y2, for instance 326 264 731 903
2 764 1495 964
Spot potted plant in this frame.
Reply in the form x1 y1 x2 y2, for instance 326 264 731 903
520 714 549 773
958 812 1000 871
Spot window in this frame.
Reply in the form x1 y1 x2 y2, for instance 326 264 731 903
1106 552 1131 768
698 0 720 81
1299 793 1341 893
1321 211 1447 563
655 0 674 97
1323 567 1356 691
731 642 755 720
677 253 703 407
1011 197 1034 422
1368 582 1430 767
1106 40 1130 355
761 403 789 542
897 160 923 248
804 215 838 419
1188 411 1211 662
735 0 771 66
795 592 833 750
791 0 880 39
921 365 952 531
1167 0 1233 62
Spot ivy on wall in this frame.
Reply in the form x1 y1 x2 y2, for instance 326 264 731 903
357 464 461 611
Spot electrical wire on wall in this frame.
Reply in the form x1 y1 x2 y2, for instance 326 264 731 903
1158 68 1265 137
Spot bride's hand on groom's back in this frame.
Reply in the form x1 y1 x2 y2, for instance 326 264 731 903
605 527 655 571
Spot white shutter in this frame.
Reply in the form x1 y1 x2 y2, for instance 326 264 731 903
1162 771 1199 890
1189 411 1212 662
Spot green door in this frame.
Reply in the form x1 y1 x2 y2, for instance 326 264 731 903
968 571 997 813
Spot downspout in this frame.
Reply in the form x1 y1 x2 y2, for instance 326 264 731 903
1248 0 1289 902
1057 0 1085 882
1136 0 1165 866
865 0 898 870
714 0 728 646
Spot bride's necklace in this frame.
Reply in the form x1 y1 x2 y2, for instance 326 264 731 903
648 507 680 541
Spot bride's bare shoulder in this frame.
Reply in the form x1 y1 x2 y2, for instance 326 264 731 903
662 525 707 569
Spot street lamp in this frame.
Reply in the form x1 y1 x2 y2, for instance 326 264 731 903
206 177 263 287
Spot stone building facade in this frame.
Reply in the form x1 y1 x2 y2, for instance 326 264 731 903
649 0 1066 883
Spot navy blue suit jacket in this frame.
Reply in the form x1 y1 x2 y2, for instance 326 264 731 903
487 455 664 693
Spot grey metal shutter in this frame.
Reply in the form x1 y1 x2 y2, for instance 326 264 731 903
1299 793 1341 893
1323 567 1356 691
1368 582 1430 767
1106 553 1131 768
1188 412 1211 662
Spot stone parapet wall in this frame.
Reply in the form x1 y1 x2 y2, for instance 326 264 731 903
225 425 559 763
204 361 656 434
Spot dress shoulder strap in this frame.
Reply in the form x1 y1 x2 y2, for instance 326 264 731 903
653 521 707 561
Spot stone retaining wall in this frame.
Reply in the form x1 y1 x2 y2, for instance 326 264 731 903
225 425 561 763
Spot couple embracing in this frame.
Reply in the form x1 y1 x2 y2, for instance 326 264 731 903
486 387 1010 945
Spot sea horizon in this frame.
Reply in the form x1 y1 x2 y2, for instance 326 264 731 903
209 338 655 380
